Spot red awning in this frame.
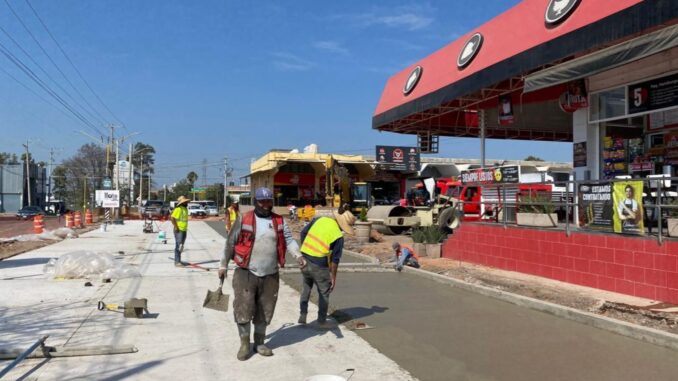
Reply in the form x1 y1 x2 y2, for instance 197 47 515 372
372 0 675 141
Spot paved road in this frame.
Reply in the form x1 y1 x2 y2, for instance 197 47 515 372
282 271 678 381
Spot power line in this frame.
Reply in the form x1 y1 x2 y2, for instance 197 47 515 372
3 0 107 135
0 40 102 135
23 0 126 129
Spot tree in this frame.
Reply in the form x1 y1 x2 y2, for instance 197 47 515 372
128 142 156 202
186 171 198 186
0 152 19 164
206 182 224 208
524 155 544 162
53 144 107 210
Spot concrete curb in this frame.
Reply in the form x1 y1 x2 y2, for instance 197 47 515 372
402 265 678 352
343 249 380 264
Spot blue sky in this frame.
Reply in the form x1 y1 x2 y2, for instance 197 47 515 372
0 0 571 187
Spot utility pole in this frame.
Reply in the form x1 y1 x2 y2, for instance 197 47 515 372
22 141 31 206
48 148 55 202
223 157 227 209
129 143 133 206
148 172 151 200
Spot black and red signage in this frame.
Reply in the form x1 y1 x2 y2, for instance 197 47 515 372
376 145 420 172
628 72 678 115
460 166 520 185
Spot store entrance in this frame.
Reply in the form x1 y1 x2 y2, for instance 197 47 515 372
602 116 654 179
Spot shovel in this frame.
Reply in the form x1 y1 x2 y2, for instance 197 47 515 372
203 276 229 312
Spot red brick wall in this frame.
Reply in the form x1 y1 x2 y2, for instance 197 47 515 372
443 223 678 303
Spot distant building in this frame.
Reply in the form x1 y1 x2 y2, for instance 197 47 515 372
0 163 47 213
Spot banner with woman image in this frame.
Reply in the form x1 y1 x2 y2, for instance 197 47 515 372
612 181 644 234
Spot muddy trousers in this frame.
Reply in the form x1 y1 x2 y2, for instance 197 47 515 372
299 261 332 323
233 268 280 329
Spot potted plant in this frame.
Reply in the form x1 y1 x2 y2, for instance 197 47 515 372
516 192 558 227
667 199 678 238
411 226 447 258
354 207 372 244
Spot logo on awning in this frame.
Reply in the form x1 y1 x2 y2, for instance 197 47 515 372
403 66 422 95
545 0 580 25
457 33 483 69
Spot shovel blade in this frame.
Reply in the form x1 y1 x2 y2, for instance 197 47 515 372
203 289 230 312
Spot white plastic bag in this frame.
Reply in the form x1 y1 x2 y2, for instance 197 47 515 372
48 251 140 279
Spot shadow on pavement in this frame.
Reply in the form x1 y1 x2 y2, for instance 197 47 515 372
330 305 389 324
0 257 52 269
265 322 344 350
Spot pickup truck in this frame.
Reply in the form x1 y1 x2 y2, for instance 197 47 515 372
140 200 170 218
187 203 207 217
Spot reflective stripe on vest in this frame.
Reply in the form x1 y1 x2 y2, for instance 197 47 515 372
301 217 343 258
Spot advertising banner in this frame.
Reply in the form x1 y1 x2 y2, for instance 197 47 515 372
460 166 520 185
612 181 644 235
376 146 420 171
578 183 613 230
628 72 678 115
573 142 587 167
559 79 588 113
95 190 120 208
498 94 514 125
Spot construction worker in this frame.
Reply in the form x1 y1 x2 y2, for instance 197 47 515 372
392 242 420 271
225 200 239 233
297 215 344 328
220 187 305 361
170 196 190 267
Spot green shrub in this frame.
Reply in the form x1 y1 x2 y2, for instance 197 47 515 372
519 192 555 214
411 226 447 244
359 207 368 222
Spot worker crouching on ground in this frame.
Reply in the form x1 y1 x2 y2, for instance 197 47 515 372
297 215 344 328
220 187 305 361
392 242 420 271
170 196 190 267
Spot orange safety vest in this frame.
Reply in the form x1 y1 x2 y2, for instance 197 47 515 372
400 245 420 260
233 211 286 269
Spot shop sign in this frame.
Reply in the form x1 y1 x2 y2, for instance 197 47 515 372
376 145 420 172
573 142 586 167
498 94 514 125
95 190 120 208
457 33 483 69
403 66 422 95
649 108 678 130
545 0 581 25
578 183 612 230
460 166 520 185
628 72 678 115
559 79 588 113
274 173 315 186
630 162 653 172
612 181 645 235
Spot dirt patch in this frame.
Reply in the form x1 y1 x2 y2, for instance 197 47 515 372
286 216 678 336
0 225 101 261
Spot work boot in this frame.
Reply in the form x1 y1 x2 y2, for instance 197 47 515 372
237 336 251 361
253 334 273 356
298 313 307 324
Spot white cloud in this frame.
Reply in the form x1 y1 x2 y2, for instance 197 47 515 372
270 52 315 72
313 41 349 55
334 5 435 31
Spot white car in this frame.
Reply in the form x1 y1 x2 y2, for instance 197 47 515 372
204 205 219 216
187 203 207 217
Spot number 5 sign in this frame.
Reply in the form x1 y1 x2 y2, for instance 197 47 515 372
628 72 678 115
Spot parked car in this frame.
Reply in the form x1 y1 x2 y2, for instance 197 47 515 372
16 205 45 220
204 205 219 216
140 200 170 218
187 203 207 218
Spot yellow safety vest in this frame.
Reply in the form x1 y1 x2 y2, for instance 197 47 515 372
171 206 188 231
301 217 343 258
228 207 238 224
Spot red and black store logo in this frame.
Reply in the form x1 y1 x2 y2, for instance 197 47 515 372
545 0 580 26
457 33 483 69
392 148 404 162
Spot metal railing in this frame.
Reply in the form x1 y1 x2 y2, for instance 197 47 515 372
456 175 678 245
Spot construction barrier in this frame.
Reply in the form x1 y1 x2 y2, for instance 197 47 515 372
65 213 74 228
33 215 44 234
85 209 93 224
74 211 82 228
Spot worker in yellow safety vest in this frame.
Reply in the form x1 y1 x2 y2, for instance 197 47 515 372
225 200 240 233
170 195 190 267
297 216 344 328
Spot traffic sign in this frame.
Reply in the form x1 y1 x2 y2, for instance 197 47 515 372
191 188 206 192
103 178 112 189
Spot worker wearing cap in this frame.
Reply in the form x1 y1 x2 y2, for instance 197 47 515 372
392 242 420 271
297 216 344 328
170 196 190 267
220 187 304 361
225 200 239 233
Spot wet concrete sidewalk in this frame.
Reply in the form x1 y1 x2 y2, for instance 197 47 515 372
0 221 413 381
281 271 678 381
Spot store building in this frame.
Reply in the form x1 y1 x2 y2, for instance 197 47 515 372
0 163 47 213
374 1 678 302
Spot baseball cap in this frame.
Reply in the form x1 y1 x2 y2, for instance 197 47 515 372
255 187 274 200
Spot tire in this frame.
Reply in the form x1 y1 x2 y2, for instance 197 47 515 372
437 207 457 233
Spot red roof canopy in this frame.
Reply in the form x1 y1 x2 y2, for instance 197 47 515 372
372 0 672 141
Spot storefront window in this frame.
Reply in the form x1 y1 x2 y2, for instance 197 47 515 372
590 87 626 123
